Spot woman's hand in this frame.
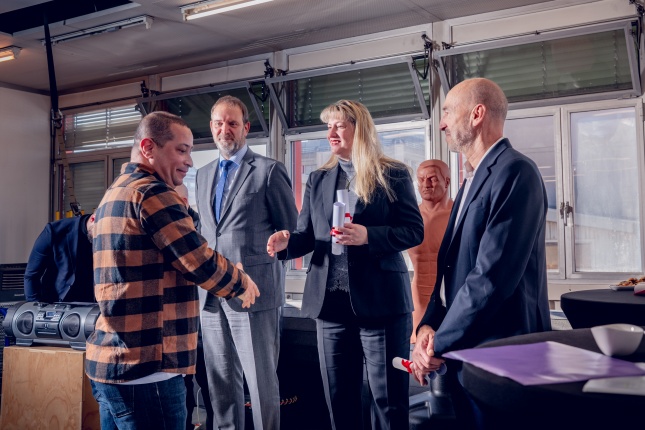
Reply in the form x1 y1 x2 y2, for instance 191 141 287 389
267 230 290 257
335 222 368 246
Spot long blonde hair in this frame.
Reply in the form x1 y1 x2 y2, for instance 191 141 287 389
320 100 408 204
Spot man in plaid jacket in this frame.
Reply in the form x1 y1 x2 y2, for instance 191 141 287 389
85 111 260 429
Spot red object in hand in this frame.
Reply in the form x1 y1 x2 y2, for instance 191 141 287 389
392 357 414 373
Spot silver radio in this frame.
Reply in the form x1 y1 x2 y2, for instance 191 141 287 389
2 301 100 351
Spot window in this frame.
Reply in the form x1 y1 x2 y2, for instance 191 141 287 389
112 157 130 179
63 105 141 152
505 111 562 276
435 20 641 108
453 99 644 280
55 151 130 218
567 106 641 274
54 103 140 218
58 160 105 217
137 81 270 141
267 57 429 134
287 122 428 272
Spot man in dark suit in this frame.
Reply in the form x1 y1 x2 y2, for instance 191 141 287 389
195 95 298 430
24 213 96 303
411 78 551 428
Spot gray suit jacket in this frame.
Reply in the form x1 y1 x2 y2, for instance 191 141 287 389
195 148 298 312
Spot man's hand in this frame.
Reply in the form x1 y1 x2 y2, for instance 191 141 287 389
411 325 445 385
267 230 290 257
236 262 260 308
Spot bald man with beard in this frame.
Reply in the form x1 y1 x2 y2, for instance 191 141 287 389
411 78 550 429
408 160 453 343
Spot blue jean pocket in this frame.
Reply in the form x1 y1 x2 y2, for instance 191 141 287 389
91 380 135 419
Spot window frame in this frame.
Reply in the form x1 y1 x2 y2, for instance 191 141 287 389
135 80 270 140
505 106 564 279
266 56 430 135
560 98 645 280
54 147 131 218
434 20 642 109
499 98 645 282
61 102 142 153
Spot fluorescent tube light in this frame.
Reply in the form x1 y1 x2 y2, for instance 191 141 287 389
181 0 274 21
0 46 21 63
41 16 153 45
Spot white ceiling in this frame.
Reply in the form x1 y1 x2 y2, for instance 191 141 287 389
0 0 594 94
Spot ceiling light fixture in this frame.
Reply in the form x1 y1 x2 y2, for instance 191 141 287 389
181 0 274 21
41 15 153 46
0 46 21 62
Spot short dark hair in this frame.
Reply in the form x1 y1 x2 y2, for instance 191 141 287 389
210 95 249 124
134 111 189 147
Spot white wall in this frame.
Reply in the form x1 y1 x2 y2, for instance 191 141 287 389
59 80 141 110
284 24 431 71
447 0 635 44
0 87 50 264
161 58 268 92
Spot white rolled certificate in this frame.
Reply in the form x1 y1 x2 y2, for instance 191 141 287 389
336 189 349 206
336 189 352 222
331 201 346 255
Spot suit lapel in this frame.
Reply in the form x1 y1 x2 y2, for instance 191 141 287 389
219 149 254 225
441 182 464 259
447 139 510 251
322 165 339 228
204 160 219 226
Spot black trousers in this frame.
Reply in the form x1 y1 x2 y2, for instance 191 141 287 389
315 313 411 430
185 335 213 430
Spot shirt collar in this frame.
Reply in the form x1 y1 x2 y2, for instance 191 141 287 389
219 144 248 167
122 162 163 181
468 137 505 178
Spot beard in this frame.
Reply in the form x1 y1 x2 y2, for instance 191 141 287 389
447 123 475 154
216 137 244 158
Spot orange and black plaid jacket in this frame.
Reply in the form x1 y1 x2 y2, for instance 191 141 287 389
85 163 248 383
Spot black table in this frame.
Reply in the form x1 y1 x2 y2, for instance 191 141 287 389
279 304 331 430
560 289 645 328
461 329 645 430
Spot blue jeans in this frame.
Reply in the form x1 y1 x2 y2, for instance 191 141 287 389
90 375 186 430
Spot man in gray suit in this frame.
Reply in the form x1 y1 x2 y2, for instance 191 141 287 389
195 95 298 430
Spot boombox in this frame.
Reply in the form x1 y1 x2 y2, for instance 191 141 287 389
2 301 100 351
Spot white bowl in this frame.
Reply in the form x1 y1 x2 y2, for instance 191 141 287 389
591 323 644 356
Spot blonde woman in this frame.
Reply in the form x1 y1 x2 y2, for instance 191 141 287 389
268 100 423 430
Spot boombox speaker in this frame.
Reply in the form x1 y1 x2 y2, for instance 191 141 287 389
2 301 100 351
